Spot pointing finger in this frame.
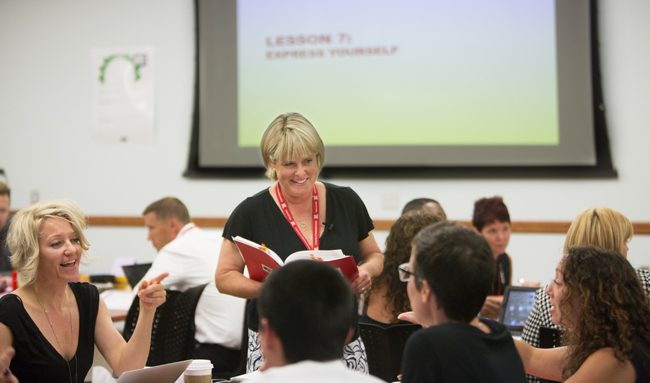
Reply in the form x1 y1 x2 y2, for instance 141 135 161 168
149 272 169 285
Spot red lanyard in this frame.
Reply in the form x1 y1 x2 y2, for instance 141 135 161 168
275 183 319 250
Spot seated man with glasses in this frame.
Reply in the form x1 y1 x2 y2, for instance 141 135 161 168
398 221 526 383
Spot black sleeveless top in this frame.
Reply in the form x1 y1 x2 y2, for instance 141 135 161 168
0 282 99 383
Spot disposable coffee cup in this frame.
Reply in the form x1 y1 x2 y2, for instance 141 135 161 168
184 359 213 383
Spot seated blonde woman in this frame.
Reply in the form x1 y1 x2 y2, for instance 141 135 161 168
0 199 167 382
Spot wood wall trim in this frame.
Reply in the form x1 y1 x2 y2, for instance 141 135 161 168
85 216 650 235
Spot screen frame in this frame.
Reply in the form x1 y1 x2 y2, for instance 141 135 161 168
185 0 616 179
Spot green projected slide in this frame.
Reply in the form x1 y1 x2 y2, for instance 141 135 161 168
237 0 559 147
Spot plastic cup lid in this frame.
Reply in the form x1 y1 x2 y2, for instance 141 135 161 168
186 359 213 370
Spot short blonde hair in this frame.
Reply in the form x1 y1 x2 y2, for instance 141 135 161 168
7 199 93 285
564 207 633 254
260 113 325 181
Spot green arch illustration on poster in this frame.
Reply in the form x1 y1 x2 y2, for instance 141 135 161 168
98 54 143 83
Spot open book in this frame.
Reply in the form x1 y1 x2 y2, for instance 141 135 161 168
232 236 359 283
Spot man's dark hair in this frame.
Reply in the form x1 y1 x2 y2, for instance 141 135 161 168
472 196 510 231
402 198 440 215
412 221 495 322
142 197 191 225
0 182 9 198
257 260 355 363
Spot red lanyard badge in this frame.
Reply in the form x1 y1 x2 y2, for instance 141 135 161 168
275 183 319 250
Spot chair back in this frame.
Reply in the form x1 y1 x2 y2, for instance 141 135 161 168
539 326 562 383
123 283 208 366
359 322 421 382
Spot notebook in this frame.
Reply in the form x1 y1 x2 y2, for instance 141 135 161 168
117 360 192 383
122 263 153 288
497 285 539 336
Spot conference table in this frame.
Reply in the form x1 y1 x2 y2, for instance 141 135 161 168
109 309 128 322
102 288 135 324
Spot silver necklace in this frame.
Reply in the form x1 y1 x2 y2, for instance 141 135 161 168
299 208 313 229
33 285 77 383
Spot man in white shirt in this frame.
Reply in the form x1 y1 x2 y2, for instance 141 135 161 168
137 197 245 378
247 260 384 383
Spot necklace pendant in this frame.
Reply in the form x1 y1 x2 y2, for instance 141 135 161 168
299 221 307 228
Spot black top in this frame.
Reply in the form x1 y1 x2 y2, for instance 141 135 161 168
223 182 374 334
491 252 511 296
0 282 99 383
0 215 12 272
632 336 650 383
401 318 526 383
359 300 411 329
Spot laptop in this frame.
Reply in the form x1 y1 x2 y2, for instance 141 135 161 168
117 360 192 383
122 263 153 288
497 285 539 336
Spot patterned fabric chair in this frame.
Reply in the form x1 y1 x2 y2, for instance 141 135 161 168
123 283 208 366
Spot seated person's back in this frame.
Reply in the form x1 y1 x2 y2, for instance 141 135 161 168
400 221 526 383
247 260 384 383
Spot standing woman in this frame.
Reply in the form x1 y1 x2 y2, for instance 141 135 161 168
0 200 167 382
215 113 383 373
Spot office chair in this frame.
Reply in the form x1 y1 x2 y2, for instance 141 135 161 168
123 283 208 366
359 322 422 382
539 326 562 383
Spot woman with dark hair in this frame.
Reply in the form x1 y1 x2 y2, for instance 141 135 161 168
516 246 650 382
361 210 441 327
472 196 517 319
472 196 512 296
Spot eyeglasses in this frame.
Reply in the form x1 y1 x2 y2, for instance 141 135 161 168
398 263 416 282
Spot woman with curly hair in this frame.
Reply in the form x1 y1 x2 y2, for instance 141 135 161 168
516 245 650 382
360 210 442 326
521 207 650 383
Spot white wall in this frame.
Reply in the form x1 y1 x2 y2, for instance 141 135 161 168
1 0 649 283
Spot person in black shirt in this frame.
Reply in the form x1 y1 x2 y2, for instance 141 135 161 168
472 196 512 319
215 113 383 373
0 199 168 382
400 221 526 383
0 182 13 273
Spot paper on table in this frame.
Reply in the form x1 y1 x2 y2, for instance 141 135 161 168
230 370 261 381
101 289 136 311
